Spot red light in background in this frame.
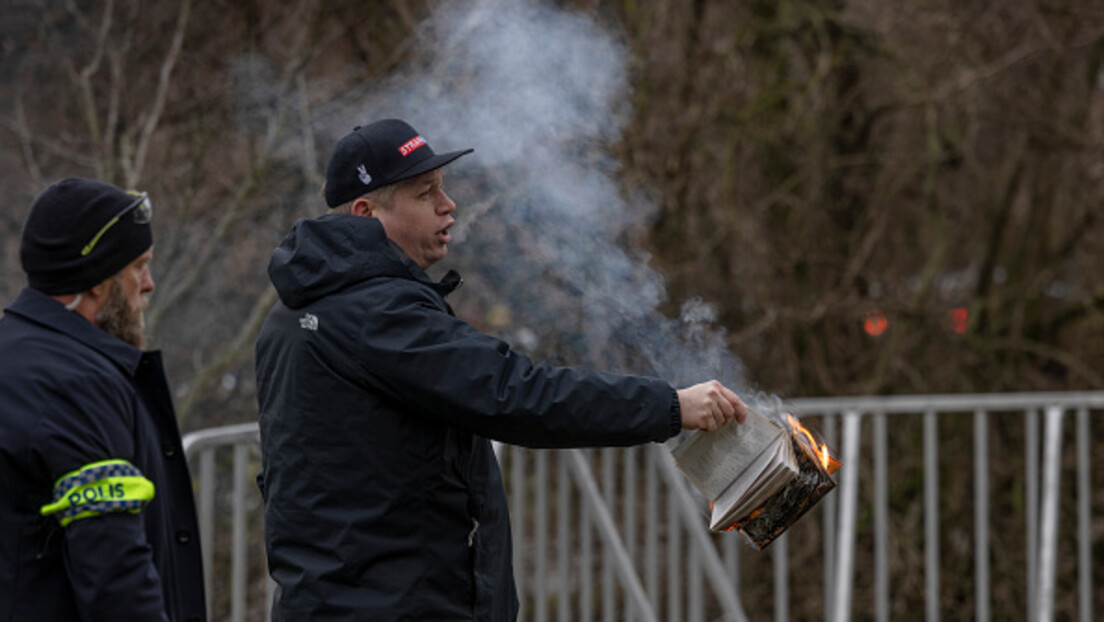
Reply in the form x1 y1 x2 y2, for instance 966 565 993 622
947 307 968 334
864 310 888 336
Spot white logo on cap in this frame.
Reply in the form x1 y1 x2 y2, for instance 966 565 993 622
356 164 372 186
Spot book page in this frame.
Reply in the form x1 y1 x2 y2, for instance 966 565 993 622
671 407 787 501
710 439 797 530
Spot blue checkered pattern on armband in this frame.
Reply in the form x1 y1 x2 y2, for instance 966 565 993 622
50 461 142 503
57 498 148 523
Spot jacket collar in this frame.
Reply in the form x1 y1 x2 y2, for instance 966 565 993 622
269 214 462 308
4 286 143 376
386 238 463 297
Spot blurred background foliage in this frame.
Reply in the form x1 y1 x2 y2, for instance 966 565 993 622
1 0 1102 425
621 0 1104 399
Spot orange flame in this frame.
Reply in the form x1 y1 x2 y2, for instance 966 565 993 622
787 414 840 474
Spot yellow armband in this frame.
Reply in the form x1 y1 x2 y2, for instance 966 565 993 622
40 459 155 527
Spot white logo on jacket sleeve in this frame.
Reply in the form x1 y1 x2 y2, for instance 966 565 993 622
356 164 372 186
299 313 319 331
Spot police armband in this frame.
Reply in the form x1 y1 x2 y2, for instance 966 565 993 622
40 459 156 527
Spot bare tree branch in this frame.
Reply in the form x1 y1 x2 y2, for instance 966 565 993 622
11 89 44 190
177 288 277 424
64 0 115 177
147 0 323 333
130 0 192 186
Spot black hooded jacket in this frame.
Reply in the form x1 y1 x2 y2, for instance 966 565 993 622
255 214 680 621
0 288 205 622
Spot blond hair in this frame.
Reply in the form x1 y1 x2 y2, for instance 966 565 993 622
326 183 398 215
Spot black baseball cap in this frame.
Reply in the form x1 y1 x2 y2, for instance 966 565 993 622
324 119 473 207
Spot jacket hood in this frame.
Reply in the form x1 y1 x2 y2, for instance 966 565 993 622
268 214 459 309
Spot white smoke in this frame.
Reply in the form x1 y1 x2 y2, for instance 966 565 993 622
322 0 752 394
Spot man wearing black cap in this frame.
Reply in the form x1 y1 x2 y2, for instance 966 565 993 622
255 119 746 621
0 178 206 622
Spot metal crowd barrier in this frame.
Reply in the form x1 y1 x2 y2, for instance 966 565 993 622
183 392 1102 621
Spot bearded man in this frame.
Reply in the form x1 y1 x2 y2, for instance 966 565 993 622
0 178 206 622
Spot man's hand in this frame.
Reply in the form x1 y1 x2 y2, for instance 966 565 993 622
677 380 747 431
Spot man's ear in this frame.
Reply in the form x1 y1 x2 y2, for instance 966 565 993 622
62 278 111 324
350 197 373 217
87 278 111 301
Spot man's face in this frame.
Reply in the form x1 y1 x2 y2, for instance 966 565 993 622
95 247 154 349
372 169 456 269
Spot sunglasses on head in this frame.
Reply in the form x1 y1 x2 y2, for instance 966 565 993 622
81 191 152 257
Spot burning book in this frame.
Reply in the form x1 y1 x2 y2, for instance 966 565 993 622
671 407 840 549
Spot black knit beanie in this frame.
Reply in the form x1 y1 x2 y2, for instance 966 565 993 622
20 178 153 295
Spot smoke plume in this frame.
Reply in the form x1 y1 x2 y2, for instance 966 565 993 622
323 0 755 398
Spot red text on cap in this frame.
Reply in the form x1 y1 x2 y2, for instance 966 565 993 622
398 136 427 157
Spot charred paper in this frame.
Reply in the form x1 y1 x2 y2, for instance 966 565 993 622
734 435 837 550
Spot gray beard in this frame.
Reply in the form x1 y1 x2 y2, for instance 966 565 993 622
95 275 147 349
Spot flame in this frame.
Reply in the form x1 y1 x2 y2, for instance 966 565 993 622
787 414 840 474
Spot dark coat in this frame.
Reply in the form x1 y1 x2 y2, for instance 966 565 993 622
0 287 206 622
256 214 679 621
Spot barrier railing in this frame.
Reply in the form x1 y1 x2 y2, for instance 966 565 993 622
183 392 1102 621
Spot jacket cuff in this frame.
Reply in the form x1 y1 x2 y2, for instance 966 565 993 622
667 387 682 439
